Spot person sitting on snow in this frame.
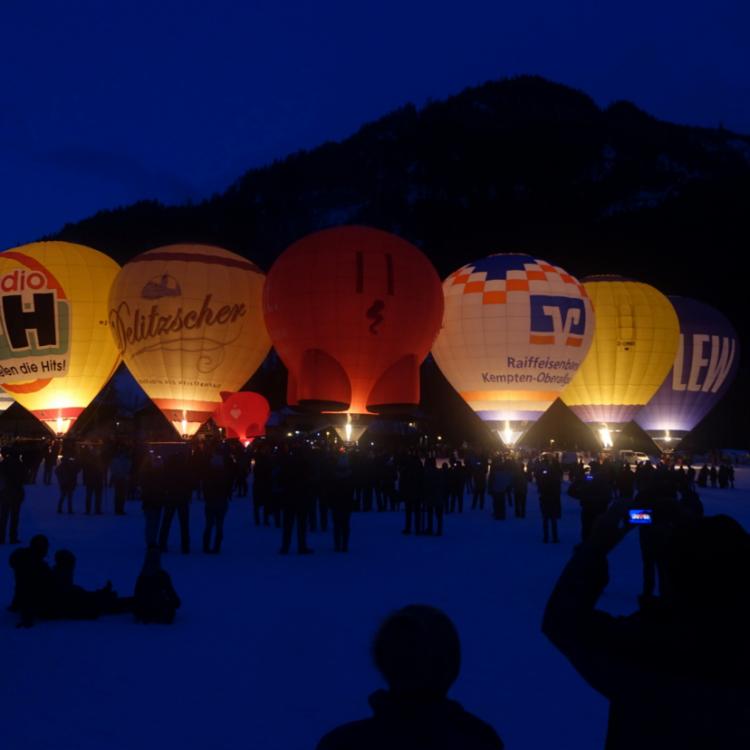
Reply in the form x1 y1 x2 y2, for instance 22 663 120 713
133 545 181 624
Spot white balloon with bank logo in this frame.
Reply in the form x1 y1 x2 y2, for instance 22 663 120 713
108 244 271 437
431 254 595 445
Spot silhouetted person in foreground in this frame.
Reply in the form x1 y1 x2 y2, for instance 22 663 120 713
133 545 181 624
316 604 504 749
543 503 750 749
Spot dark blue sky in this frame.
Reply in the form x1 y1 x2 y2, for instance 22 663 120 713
2 0 748 248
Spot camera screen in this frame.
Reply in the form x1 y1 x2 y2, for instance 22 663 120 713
629 509 653 525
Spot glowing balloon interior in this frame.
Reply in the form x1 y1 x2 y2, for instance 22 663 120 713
109 244 271 437
561 276 680 444
0 242 121 434
263 226 444 415
431 254 595 445
635 297 739 450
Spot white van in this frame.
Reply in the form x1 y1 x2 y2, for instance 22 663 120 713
618 450 654 467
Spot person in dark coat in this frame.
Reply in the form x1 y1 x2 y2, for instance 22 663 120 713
56 455 79 514
251 445 273 526
636 474 680 605
537 466 561 543
447 461 466 513
543 503 750 750
709 464 718 488
42 441 59 485
140 453 166 547
569 469 611 542
278 444 313 554
329 452 354 552
133 545 181 624
615 463 635 500
202 451 233 554
0 446 25 544
512 460 528 518
9 534 56 627
109 448 132 515
81 447 105 515
470 457 487 511
399 453 424 535
316 604 504 750
488 459 510 520
423 457 445 536
158 452 193 554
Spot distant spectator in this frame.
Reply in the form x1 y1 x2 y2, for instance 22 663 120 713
0 446 25 544
56 456 79 514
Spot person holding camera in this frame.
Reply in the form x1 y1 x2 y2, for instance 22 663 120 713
543 501 750 749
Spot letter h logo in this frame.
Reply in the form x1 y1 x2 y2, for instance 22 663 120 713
1 293 58 351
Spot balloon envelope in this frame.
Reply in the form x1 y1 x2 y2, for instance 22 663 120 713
214 391 270 441
109 244 271 437
0 241 121 434
263 226 443 415
431 254 595 445
561 275 680 444
635 297 739 449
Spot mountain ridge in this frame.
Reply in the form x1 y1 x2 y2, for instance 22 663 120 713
49 74 750 448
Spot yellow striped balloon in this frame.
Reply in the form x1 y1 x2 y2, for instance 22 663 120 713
0 241 121 434
560 275 680 445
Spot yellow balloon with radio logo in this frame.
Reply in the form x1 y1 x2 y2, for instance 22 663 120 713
108 244 271 437
561 275 680 446
0 241 121 435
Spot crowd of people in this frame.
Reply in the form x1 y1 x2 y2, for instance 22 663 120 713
2 435 749 747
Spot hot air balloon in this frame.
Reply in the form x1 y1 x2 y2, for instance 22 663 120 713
431 254 595 446
263 226 444 417
0 242 121 435
109 244 271 437
635 297 739 451
213 391 270 444
560 275 680 447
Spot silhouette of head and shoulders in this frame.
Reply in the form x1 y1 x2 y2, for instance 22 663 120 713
317 604 503 749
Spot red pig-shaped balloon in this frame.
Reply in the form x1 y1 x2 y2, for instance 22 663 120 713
213 391 270 440
263 226 444 414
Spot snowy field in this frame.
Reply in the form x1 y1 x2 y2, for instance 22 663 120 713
2 470 749 750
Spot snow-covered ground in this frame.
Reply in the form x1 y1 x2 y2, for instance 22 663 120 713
2 471 748 750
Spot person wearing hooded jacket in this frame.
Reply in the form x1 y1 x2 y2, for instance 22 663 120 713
316 604 504 750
